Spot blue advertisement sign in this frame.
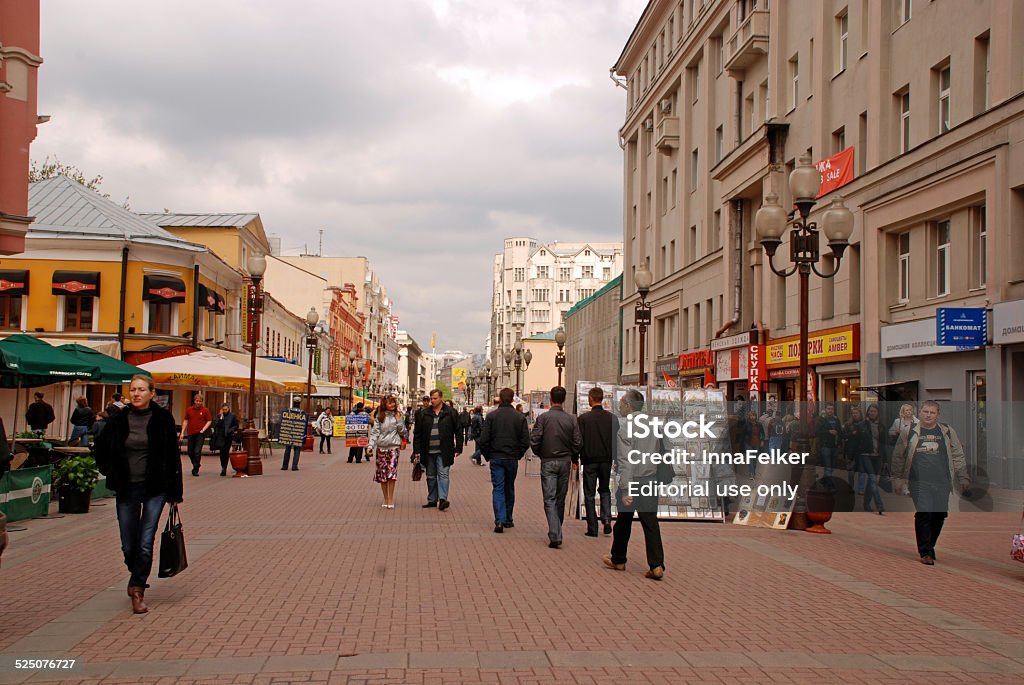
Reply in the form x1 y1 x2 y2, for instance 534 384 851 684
278 408 308 448
936 307 987 347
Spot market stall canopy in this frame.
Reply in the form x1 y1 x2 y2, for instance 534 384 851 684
57 344 149 385
139 350 286 394
201 346 316 393
0 334 101 388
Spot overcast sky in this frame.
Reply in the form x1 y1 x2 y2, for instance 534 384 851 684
34 0 641 352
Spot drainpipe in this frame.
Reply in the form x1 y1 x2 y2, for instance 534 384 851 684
192 263 200 349
715 199 743 338
117 244 129 360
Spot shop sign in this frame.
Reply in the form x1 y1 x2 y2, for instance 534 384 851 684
677 350 715 374
994 299 1024 345
715 348 748 381
710 331 754 351
748 345 764 399
766 324 859 368
936 307 987 346
620 373 640 385
881 317 983 359
655 358 678 375
769 368 800 379
124 345 198 366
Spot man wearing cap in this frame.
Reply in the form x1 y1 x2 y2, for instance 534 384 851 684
347 402 367 463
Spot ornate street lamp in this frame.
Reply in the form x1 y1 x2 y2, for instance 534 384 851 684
241 254 267 475
634 266 653 386
484 360 494 403
304 307 319 416
503 340 532 398
754 154 854 533
554 327 567 387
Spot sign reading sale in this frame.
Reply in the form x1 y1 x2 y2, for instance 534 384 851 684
748 345 763 400
815 147 855 197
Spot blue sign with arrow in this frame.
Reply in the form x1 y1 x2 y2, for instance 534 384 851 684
936 307 987 346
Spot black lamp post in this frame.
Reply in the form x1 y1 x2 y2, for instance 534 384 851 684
634 266 653 386
554 327 567 387
304 307 319 416
754 154 854 532
484 360 494 403
241 254 267 475
503 340 532 398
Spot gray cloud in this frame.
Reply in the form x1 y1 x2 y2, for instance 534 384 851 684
33 0 641 351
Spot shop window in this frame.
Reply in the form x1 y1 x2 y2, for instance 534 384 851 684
64 295 94 331
0 295 22 330
148 301 173 334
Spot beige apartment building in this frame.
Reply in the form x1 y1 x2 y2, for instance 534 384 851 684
616 0 1024 485
489 237 623 389
564 274 622 396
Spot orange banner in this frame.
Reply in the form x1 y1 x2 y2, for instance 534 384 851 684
766 324 859 368
816 147 855 197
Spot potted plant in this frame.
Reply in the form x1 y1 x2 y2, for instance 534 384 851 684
54 454 99 514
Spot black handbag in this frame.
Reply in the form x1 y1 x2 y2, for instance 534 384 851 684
878 463 893 493
656 461 675 485
158 503 188 578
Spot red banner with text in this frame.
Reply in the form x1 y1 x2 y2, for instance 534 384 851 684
816 147 855 197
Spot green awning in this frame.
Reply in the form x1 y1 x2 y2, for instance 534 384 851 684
56 344 150 385
0 334 101 388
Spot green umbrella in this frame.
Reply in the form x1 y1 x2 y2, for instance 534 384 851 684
0 334 101 388
56 343 150 385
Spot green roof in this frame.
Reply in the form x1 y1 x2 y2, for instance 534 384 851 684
524 330 559 341
564 274 622 319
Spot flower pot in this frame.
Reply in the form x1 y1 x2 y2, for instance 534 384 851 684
58 487 93 514
303 436 314 452
229 451 249 477
805 483 835 534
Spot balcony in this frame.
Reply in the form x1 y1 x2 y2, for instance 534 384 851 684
724 9 769 78
656 116 679 152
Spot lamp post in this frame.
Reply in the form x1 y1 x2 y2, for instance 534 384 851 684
554 327 567 387
484 360 494 403
503 340 532 398
304 307 319 416
754 154 853 532
634 266 653 386
241 254 267 475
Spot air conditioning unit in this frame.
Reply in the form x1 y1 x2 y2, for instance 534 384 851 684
660 98 673 114
644 117 654 131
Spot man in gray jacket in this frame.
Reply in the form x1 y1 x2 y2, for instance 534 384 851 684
530 386 582 549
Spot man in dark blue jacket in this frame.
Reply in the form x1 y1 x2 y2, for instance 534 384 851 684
479 388 530 533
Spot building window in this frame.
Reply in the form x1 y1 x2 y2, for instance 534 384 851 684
514 268 525 281
788 54 799 110
603 267 611 280
559 267 571 280
536 266 549 279
935 220 951 297
531 288 549 301
716 35 724 76
937 64 951 133
898 88 911 153
0 295 22 330
690 149 699 191
898 232 910 303
671 169 678 207
837 10 849 72
689 225 698 263
148 301 172 334
688 64 700 103
973 205 986 288
833 126 846 154
715 125 723 163
582 265 594 278
900 0 911 25
64 295 94 331
974 32 990 115
711 210 721 252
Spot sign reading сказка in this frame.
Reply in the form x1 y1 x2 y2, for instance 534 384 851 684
766 324 859 368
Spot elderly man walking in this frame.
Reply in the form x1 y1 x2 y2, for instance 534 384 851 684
413 389 463 510
530 386 582 549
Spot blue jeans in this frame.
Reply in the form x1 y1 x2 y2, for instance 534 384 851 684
819 447 837 481
115 482 166 587
425 453 450 503
282 445 301 470
582 462 612 534
472 440 482 464
540 458 571 543
71 424 90 447
489 458 518 525
857 453 885 512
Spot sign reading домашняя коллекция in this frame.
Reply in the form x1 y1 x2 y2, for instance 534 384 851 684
617 412 808 513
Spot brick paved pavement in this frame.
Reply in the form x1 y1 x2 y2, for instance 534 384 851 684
1 447 1023 684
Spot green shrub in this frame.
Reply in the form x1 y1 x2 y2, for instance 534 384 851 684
54 455 99 494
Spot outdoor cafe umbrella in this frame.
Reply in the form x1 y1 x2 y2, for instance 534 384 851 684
138 350 286 394
56 343 149 385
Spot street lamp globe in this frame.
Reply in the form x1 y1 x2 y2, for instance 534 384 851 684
504 350 513 365
754 192 789 242
822 196 855 243
485 359 492 372
523 349 533 367
306 307 319 327
790 154 823 205
348 348 357 362
634 266 653 296
339 356 348 372
555 328 566 347
247 254 267 278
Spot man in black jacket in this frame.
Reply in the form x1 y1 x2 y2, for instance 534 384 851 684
413 389 463 510
25 392 55 433
530 386 582 549
478 388 529 533
576 386 615 537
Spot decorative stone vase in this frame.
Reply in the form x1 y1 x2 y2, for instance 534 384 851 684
303 436 315 452
229 451 249 477
805 483 835 534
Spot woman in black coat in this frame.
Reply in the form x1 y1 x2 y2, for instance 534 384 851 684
95 374 183 614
